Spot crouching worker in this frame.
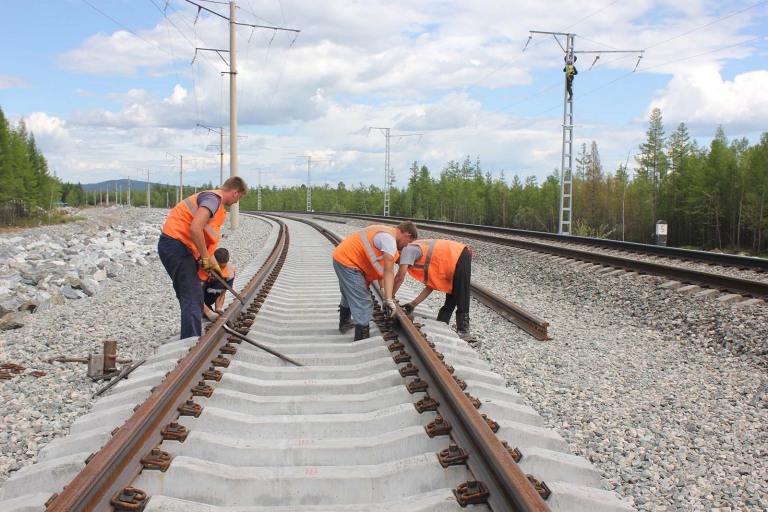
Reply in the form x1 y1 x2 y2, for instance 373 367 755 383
393 239 474 341
203 247 235 323
333 222 418 341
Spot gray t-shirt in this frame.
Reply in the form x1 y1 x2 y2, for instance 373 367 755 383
197 191 221 218
372 232 397 256
398 244 423 265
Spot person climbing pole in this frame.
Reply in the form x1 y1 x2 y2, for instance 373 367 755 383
563 55 578 100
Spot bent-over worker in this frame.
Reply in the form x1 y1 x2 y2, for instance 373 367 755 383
393 238 474 341
333 222 418 341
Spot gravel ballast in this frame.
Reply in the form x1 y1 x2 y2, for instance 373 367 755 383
1 211 767 512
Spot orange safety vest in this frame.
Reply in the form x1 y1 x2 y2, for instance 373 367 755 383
406 239 468 294
161 190 227 280
333 225 399 285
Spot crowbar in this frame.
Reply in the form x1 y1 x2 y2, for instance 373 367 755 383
222 324 304 366
92 358 146 398
208 270 246 304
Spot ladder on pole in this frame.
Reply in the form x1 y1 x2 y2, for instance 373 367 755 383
559 34 575 235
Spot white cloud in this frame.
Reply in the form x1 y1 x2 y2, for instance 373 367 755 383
71 85 196 128
649 67 768 136
13 0 766 188
0 74 29 89
25 112 75 152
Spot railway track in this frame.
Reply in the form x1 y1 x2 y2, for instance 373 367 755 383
0 215 633 511
302 213 768 303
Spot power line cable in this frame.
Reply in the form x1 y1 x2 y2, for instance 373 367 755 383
80 0 174 57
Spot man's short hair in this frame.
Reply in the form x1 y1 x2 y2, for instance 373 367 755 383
397 221 418 240
214 247 230 263
222 176 248 194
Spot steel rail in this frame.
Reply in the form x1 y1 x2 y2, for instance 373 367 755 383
471 282 550 340
46 220 288 512
392 305 550 511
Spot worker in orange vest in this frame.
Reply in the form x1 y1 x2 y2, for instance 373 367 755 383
393 238 474 341
333 222 418 341
158 176 247 338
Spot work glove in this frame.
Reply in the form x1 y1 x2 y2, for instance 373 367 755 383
402 302 415 315
205 309 220 323
383 299 396 319
199 257 222 275
214 308 226 316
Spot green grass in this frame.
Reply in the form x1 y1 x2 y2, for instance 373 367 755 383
4 214 86 229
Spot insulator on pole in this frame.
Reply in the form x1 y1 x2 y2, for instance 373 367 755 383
633 53 644 72
523 35 532 52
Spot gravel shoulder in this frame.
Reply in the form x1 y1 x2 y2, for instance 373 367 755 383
0 206 271 483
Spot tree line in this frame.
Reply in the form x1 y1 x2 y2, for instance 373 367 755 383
244 109 767 255
3 102 766 255
0 106 58 214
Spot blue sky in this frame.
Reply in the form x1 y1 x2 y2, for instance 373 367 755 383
1 0 766 190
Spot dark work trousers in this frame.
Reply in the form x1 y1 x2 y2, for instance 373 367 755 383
437 247 472 323
158 233 204 339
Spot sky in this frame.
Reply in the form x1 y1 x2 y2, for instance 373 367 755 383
1 0 766 191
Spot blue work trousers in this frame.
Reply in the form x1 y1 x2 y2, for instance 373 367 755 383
333 259 374 326
158 234 204 339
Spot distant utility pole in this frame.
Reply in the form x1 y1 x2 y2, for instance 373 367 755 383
138 168 154 209
166 152 183 204
368 127 421 216
186 0 299 229
257 169 277 211
198 124 226 187
298 155 330 212
527 30 643 235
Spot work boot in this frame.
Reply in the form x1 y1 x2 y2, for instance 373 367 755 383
353 323 370 341
338 306 354 334
456 312 471 340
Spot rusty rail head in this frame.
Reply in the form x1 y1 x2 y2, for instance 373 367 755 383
392 304 551 512
470 282 550 341
46 219 288 512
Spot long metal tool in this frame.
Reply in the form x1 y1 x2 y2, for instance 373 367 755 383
222 323 304 366
208 269 246 304
92 358 146 398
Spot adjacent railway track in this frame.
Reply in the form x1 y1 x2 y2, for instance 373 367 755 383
299 212 768 302
0 214 632 511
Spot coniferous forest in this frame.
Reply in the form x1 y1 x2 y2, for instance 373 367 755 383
2 104 766 255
